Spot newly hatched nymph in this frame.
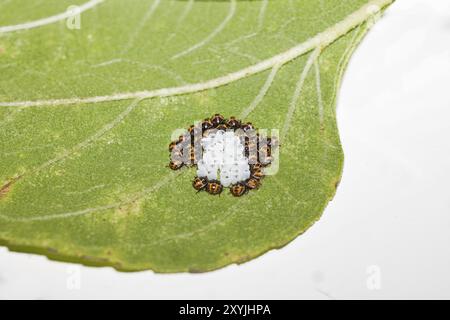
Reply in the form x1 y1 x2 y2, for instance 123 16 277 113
206 180 223 195
245 178 260 190
230 183 247 197
202 118 214 131
211 113 225 127
251 168 264 180
193 176 208 192
169 160 183 171
226 116 241 130
241 122 255 132
168 141 177 152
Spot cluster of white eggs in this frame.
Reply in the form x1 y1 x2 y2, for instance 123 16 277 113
196 130 251 187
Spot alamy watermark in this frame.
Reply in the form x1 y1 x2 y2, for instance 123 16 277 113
366 265 382 290
66 5 81 30
66 266 81 290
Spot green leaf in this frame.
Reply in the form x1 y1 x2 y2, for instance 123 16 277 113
0 0 394 272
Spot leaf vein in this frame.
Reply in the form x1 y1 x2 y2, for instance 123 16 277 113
281 48 320 141
170 0 237 60
239 64 280 120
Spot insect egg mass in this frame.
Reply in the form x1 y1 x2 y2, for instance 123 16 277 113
168 114 277 197
197 130 250 187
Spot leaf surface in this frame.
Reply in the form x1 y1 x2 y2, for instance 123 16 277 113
0 0 393 272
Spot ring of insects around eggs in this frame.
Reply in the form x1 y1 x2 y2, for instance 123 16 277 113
168 114 278 197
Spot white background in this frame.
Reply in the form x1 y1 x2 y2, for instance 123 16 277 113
1 0 450 299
